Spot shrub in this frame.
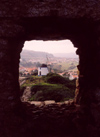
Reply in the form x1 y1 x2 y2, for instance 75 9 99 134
44 73 66 84
44 73 76 90
30 83 75 102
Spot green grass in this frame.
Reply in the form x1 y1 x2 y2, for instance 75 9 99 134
30 82 75 102
21 73 76 102
21 76 44 87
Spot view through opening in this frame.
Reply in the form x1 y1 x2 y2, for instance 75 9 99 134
19 40 79 104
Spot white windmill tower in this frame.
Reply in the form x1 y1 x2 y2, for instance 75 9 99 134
38 55 49 76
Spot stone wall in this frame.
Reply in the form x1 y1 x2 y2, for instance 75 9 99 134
0 0 100 19
0 0 100 137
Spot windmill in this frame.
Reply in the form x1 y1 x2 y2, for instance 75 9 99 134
46 55 51 73
46 55 49 65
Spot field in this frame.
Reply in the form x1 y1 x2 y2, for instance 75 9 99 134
53 59 78 71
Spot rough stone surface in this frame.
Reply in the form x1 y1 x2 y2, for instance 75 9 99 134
0 0 100 137
21 87 31 102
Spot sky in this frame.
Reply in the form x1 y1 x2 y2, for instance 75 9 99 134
23 40 77 54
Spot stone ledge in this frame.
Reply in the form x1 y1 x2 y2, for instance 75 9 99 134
27 99 75 107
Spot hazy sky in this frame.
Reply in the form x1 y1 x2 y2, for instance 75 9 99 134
23 40 77 53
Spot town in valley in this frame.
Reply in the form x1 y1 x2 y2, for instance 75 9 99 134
19 49 79 81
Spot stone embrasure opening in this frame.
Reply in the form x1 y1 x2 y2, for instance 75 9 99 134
1 8 100 136
19 40 79 105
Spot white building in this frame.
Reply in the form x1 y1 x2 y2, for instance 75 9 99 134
38 64 49 76
69 74 78 80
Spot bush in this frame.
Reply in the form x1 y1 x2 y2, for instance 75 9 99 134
27 76 34 82
65 79 76 90
30 83 75 102
44 73 66 84
44 73 76 89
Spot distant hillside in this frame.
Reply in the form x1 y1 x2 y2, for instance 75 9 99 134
53 53 78 58
20 50 78 70
21 50 54 60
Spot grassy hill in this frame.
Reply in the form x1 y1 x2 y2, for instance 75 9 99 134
21 73 76 102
